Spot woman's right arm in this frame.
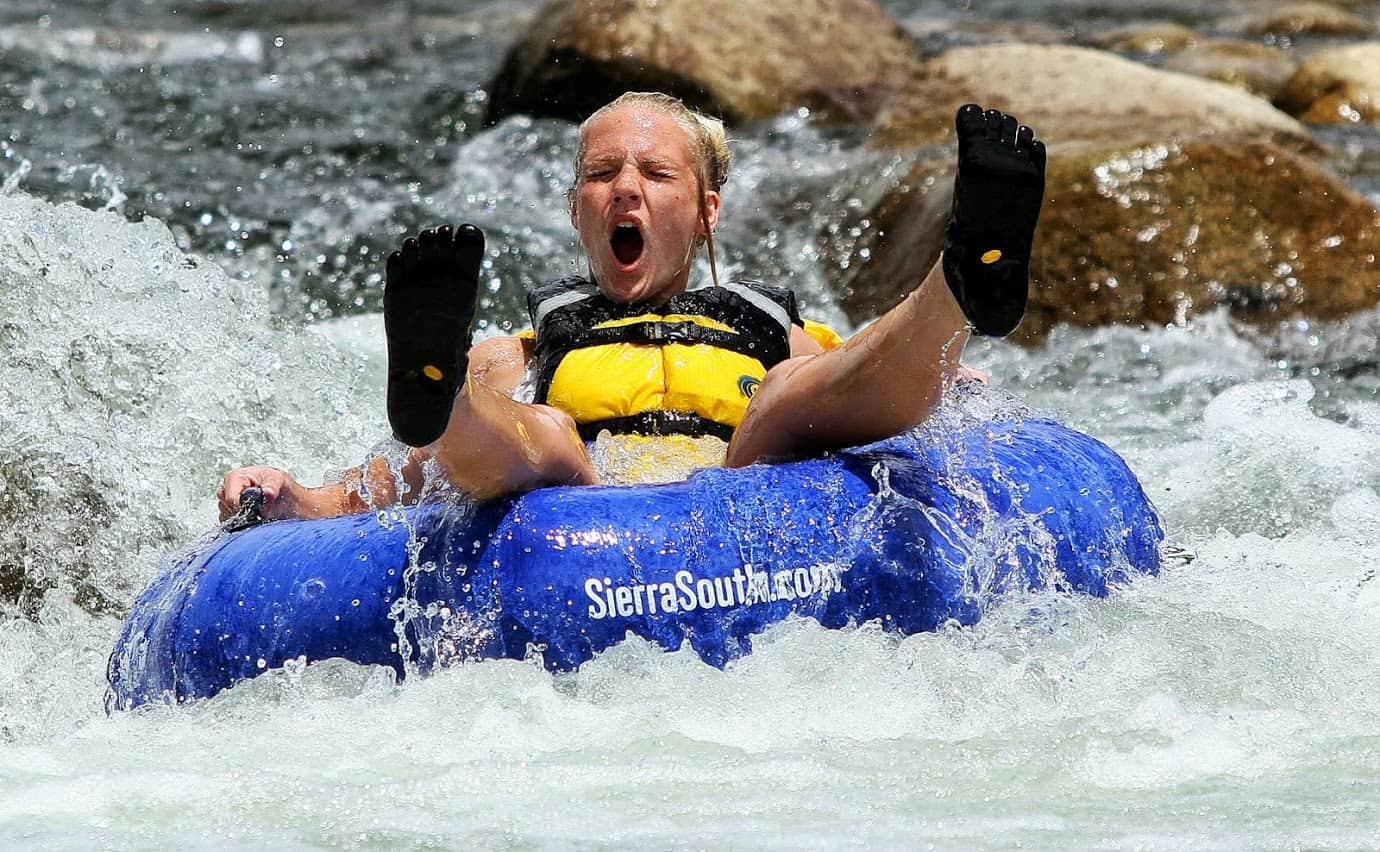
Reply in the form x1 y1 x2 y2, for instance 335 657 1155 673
216 451 426 522
216 335 532 522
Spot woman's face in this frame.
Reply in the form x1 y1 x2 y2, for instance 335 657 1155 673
571 103 720 305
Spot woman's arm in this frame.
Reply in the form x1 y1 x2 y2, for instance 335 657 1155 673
217 335 534 521
216 450 427 522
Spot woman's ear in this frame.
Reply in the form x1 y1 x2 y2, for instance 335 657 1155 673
699 189 721 235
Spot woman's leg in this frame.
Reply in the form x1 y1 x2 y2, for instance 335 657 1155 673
725 104 1046 467
724 260 968 467
385 225 596 501
427 362 597 501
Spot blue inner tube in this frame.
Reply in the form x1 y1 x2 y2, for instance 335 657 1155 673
107 417 1163 710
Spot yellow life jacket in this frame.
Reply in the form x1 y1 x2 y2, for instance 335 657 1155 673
527 278 802 440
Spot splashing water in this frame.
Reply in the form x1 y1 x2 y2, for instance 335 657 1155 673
3 0 1380 846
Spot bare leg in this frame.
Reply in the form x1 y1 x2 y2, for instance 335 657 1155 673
386 225 597 501
427 348 597 501
724 260 967 467
724 104 1045 467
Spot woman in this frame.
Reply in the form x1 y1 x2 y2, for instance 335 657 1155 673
217 92 1046 520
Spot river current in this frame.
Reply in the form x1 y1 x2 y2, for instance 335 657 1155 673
2 0 1380 848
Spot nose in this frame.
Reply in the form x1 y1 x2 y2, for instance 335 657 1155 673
611 165 640 204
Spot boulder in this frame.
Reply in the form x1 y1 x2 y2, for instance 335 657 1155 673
1089 22 1199 54
1276 41 1380 124
483 0 924 127
830 141 1380 341
1164 40 1299 100
902 17 1073 52
871 44 1313 151
1224 1 1375 37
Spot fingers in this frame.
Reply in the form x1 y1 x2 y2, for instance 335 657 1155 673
217 467 288 521
217 482 233 521
218 469 255 521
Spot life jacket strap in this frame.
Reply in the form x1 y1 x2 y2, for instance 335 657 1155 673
567 320 763 360
577 411 736 442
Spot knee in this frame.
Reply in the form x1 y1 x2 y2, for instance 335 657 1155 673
527 405 596 484
728 357 819 467
748 355 813 410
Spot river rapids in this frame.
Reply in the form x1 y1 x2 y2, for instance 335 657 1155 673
2 0 1380 848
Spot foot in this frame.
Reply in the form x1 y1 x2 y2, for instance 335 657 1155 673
941 104 1046 337
384 223 484 447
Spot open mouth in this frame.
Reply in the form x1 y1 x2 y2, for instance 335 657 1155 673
610 222 644 266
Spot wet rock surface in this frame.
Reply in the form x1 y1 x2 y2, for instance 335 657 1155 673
1024 140 1380 341
871 45 1312 151
1222 1 1376 38
1276 41 1380 123
1163 40 1299 100
483 0 923 126
833 140 1380 341
1089 22 1200 54
818 40 1380 336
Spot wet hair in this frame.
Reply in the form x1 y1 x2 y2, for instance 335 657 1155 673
570 92 731 286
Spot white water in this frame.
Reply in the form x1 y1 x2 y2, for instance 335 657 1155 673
3 188 1380 848
4 0 1380 843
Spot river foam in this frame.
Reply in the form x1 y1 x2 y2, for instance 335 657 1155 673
3 190 1380 848
3 0 1380 843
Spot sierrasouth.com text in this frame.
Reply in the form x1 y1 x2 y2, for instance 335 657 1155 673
584 564 848 620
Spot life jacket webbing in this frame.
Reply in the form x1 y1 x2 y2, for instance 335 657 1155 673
560 319 765 361
527 278 800 439
576 411 736 442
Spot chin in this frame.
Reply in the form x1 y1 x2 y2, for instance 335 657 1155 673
595 268 651 303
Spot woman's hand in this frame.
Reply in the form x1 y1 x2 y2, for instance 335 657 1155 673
217 466 306 521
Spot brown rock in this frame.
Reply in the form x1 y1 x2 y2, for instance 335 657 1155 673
1276 42 1380 123
821 152 954 319
483 0 924 127
1226 1 1376 37
1089 22 1199 54
831 141 1380 340
902 17 1073 49
1164 40 1299 100
872 44 1312 151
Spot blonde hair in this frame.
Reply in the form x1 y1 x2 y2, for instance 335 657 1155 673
570 92 732 286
